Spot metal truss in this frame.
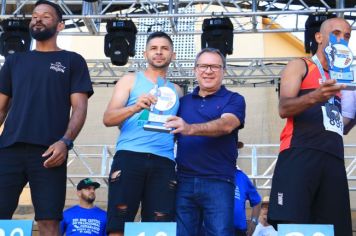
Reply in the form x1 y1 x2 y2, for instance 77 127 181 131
1 0 356 35
0 57 287 87
88 56 356 87
1 1 356 87
65 144 356 192
86 57 290 87
1 56 356 87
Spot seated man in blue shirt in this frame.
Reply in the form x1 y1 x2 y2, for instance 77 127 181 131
60 178 107 236
234 167 261 236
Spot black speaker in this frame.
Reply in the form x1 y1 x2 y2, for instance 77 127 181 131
104 20 137 66
201 17 234 57
0 19 31 57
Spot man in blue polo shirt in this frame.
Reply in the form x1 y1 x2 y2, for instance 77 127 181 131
166 47 246 236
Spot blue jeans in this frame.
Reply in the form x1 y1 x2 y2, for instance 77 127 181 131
176 176 235 236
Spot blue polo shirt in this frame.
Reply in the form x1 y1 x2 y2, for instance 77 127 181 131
175 86 246 182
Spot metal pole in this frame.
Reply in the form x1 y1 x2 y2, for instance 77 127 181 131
336 0 345 18
1 0 6 15
252 0 257 31
168 0 177 34
2 7 356 20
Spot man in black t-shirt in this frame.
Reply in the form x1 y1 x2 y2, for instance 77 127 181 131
0 1 93 235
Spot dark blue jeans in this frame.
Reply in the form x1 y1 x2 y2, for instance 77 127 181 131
176 176 235 236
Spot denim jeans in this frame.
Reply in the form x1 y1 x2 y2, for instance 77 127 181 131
107 150 176 233
176 176 235 236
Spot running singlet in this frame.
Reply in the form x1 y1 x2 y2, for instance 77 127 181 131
279 58 344 159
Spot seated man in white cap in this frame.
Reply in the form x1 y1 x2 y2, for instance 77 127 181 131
342 90 356 134
252 196 277 236
60 178 107 236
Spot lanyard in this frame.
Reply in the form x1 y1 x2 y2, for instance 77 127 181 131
311 55 334 104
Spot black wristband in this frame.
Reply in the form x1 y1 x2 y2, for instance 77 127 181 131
60 137 73 150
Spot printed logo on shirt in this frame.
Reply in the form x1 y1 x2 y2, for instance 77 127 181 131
234 186 240 200
278 192 283 205
137 109 149 127
50 62 66 73
71 218 102 234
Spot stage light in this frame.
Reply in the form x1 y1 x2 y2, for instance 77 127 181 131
201 17 234 57
104 20 137 66
304 14 335 55
0 19 31 57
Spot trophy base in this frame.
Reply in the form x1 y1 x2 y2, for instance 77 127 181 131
143 124 172 133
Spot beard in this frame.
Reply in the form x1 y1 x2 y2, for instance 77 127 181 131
30 24 57 41
147 57 172 69
83 194 96 204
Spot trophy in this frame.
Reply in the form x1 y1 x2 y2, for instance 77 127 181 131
143 84 177 133
324 33 356 90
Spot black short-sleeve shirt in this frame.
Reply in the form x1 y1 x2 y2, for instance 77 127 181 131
0 50 93 147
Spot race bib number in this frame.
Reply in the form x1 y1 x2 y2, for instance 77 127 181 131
321 105 343 136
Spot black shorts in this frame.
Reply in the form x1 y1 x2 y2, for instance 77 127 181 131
267 148 352 236
0 143 67 221
107 150 176 233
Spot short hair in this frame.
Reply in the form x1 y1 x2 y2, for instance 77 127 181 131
34 0 63 22
194 48 226 69
146 31 174 48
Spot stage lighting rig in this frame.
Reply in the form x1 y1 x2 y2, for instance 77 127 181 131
104 20 137 66
0 19 31 57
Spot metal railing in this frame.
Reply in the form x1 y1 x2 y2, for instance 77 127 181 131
66 144 356 191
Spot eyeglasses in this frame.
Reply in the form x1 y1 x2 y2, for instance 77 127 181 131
196 64 223 72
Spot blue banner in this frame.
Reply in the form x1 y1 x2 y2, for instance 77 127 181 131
125 222 176 236
278 224 334 236
0 220 33 236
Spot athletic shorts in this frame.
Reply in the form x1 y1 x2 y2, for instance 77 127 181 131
267 147 352 236
0 143 67 221
107 150 176 233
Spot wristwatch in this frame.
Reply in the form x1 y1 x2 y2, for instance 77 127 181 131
60 137 74 150
250 216 258 225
